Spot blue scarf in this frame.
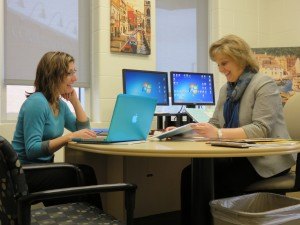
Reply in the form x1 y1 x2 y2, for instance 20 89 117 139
223 70 253 128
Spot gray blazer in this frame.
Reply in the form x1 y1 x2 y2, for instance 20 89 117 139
209 73 296 178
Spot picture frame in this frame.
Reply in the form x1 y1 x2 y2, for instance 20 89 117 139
252 47 300 104
110 0 151 55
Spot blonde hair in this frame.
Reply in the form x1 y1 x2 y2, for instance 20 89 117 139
209 34 259 73
28 51 74 105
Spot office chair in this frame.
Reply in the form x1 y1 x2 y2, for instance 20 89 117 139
245 92 300 194
0 136 137 225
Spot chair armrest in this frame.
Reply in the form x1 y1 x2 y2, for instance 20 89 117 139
22 163 85 186
20 183 137 202
17 183 137 225
22 162 81 172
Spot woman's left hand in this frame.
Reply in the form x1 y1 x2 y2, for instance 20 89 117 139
190 122 218 138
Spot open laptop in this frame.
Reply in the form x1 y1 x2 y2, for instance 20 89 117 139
72 94 157 144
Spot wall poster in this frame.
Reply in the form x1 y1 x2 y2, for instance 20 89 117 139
110 0 151 55
252 47 300 104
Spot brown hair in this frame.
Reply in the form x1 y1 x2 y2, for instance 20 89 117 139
209 34 259 73
28 51 74 105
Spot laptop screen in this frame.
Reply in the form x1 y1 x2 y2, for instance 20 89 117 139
106 94 157 142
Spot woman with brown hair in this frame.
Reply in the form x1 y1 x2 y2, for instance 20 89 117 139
12 51 100 207
13 51 96 163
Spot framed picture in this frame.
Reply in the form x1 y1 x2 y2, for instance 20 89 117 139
252 47 300 104
110 0 151 55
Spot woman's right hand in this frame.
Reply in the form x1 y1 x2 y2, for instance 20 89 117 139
165 126 176 132
49 129 97 154
190 122 218 138
70 129 97 140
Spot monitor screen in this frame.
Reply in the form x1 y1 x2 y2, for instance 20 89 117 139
122 69 169 105
170 71 215 107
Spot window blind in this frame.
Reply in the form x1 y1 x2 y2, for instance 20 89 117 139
4 0 90 87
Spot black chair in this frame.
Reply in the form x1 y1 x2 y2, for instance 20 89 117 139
0 136 137 225
22 162 103 208
245 93 300 194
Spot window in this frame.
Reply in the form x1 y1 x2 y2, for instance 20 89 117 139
2 0 90 121
156 0 214 114
6 85 81 113
6 86 34 114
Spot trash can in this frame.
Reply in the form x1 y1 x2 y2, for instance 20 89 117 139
210 192 300 225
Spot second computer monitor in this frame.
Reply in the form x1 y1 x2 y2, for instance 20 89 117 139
122 69 169 105
170 71 215 107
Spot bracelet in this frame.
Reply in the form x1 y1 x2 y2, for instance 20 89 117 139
217 129 223 139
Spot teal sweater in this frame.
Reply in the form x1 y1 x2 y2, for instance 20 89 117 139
12 92 90 164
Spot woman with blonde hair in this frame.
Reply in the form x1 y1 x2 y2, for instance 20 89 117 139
180 35 295 225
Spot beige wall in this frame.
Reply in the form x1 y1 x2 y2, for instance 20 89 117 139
0 123 16 142
91 0 156 126
209 0 300 95
259 0 300 47
209 0 261 93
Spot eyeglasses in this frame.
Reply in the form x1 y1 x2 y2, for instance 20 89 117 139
67 69 77 76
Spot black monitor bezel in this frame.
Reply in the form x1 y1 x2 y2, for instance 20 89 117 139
170 71 215 107
122 69 170 106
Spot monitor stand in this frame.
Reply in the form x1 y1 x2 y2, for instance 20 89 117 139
186 104 196 108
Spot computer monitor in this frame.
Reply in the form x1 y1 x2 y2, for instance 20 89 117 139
170 71 215 107
122 69 169 105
